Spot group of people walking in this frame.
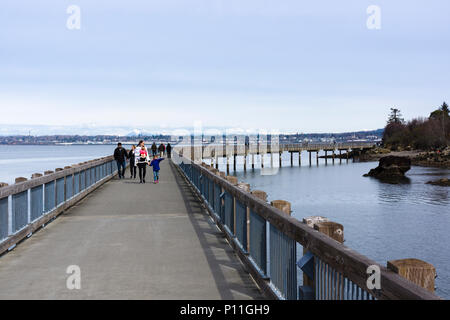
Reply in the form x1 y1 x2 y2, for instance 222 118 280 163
113 141 172 184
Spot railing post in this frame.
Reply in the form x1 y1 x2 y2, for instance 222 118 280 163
225 176 238 235
387 259 436 293
269 199 296 299
299 216 346 300
237 182 251 253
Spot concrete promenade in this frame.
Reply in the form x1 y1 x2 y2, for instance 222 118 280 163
0 161 263 299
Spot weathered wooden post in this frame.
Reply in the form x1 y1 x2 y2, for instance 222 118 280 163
290 152 293 167
31 173 43 179
233 154 237 171
15 177 28 183
387 259 436 293
298 151 301 166
251 153 255 169
316 151 319 165
270 200 291 215
332 150 335 164
226 157 230 174
261 154 264 168
308 151 312 166
0 182 9 188
313 221 344 244
279 152 282 167
324 150 328 165
251 190 267 202
44 170 54 175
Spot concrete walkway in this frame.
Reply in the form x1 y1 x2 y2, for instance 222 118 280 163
0 160 264 299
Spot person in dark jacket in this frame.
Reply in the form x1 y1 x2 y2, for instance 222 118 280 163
166 143 172 158
128 145 137 179
113 142 128 179
151 142 158 157
158 143 165 157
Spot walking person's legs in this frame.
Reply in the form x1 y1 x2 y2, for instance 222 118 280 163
130 164 136 178
142 165 146 183
138 163 144 183
121 160 127 178
116 160 123 178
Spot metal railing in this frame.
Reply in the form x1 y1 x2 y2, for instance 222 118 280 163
0 156 118 254
173 153 440 300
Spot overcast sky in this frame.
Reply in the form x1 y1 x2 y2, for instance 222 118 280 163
1 0 449 134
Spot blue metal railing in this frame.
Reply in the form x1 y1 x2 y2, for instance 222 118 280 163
174 156 440 301
0 157 118 253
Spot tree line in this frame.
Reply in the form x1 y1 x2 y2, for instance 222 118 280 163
382 102 449 150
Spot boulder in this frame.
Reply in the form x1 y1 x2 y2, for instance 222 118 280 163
364 156 411 179
426 178 450 187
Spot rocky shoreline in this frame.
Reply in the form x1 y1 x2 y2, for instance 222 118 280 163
356 147 450 169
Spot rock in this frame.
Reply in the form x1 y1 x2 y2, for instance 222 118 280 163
363 156 411 180
426 178 450 187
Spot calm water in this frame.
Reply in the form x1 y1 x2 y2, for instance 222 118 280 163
1 145 449 298
214 151 450 298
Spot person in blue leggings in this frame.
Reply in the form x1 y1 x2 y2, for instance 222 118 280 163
149 156 165 183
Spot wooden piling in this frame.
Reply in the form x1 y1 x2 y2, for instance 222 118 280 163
290 152 293 167
244 154 247 172
0 182 9 188
31 173 43 179
251 190 267 202
44 170 54 175
237 182 250 192
233 154 237 171
15 177 28 183
251 154 255 169
270 200 291 215
313 221 344 243
387 259 436 293
225 176 238 185
279 152 282 167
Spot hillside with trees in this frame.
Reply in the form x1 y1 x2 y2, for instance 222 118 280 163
382 102 449 150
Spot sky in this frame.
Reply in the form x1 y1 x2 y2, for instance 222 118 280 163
0 0 449 135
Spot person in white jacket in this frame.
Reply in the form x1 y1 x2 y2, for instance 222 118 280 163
135 140 150 183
